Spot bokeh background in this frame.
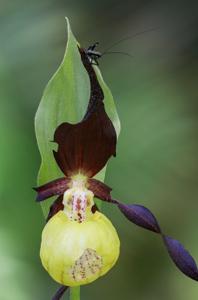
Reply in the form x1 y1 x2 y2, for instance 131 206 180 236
1 0 198 299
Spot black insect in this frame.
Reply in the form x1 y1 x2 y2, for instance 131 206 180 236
85 42 102 65
84 27 158 65
85 42 132 65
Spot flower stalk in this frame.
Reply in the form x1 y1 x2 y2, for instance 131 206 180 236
70 287 80 300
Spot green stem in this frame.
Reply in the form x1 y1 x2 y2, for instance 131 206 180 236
70 287 80 300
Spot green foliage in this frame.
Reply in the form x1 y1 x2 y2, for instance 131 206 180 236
35 18 120 216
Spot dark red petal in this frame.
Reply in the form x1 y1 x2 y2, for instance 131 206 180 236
52 285 69 300
53 48 117 177
46 195 64 222
34 177 70 202
88 178 112 201
118 203 161 233
163 236 198 281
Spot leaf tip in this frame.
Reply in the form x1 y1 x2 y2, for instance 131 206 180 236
64 16 70 27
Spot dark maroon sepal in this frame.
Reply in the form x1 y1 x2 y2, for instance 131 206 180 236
53 48 117 178
46 195 64 222
118 203 161 233
53 104 116 178
34 177 70 202
163 235 198 281
88 178 112 201
52 285 69 300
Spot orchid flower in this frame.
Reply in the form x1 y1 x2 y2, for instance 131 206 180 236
35 47 198 300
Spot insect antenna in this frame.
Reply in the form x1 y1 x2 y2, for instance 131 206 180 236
101 27 159 55
101 51 133 58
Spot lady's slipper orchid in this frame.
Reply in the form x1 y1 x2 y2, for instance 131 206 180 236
35 47 198 300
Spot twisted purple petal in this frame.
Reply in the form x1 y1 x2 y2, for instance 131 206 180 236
52 285 69 300
117 202 198 281
118 203 161 233
163 236 198 281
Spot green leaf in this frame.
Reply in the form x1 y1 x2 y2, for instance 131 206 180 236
35 17 120 217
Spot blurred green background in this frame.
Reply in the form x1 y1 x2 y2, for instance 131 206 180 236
1 0 198 299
